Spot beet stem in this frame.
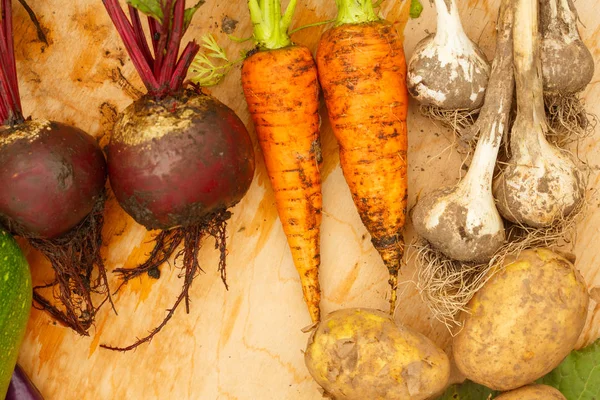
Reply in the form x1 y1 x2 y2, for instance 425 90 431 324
152 0 173 80
0 47 18 123
104 0 198 98
148 16 159 55
159 0 184 88
2 0 18 108
128 5 154 70
169 41 200 91
0 79 10 122
0 0 23 124
102 0 159 93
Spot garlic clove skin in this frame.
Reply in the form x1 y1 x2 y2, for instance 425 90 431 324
408 36 490 110
493 127 583 227
540 0 595 95
407 0 491 110
541 37 594 95
499 0 585 228
412 184 505 263
411 0 513 263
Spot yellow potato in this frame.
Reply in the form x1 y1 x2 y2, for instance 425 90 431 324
495 384 566 399
304 308 450 400
453 248 589 391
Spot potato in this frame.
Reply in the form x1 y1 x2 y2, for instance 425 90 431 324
495 384 566 399
453 248 589 391
304 308 450 400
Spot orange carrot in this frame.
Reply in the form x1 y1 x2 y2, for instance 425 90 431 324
316 0 408 313
241 0 322 323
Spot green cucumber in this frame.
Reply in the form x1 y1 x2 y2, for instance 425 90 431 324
0 229 32 398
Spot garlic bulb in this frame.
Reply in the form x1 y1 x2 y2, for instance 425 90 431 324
493 0 583 227
407 0 491 111
540 0 594 96
412 1 515 263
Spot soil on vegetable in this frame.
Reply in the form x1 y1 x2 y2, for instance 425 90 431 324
412 188 505 263
101 208 231 351
109 67 144 99
494 157 583 227
221 15 238 34
408 34 490 111
413 195 587 330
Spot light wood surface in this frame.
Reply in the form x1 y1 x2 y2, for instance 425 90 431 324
11 0 600 398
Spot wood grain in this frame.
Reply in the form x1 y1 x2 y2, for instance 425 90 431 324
11 0 600 398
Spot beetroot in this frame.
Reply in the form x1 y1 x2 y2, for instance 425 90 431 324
101 0 255 350
108 93 254 230
0 121 106 238
0 0 111 335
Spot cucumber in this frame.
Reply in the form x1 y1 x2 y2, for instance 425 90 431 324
0 229 32 398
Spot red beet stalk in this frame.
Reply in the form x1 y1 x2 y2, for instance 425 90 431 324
0 0 111 335
99 0 255 351
0 0 23 124
102 0 199 98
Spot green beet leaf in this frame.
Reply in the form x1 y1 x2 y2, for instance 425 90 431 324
436 338 600 400
184 0 205 29
127 0 163 23
127 0 204 27
436 380 497 400
538 338 600 399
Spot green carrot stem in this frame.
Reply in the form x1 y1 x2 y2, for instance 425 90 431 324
334 0 380 25
288 19 335 35
248 0 298 50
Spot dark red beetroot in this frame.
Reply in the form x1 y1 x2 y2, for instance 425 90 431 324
0 0 111 335
108 93 254 230
101 0 255 350
0 121 106 238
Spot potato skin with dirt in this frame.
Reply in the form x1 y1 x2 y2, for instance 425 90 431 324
495 384 566 399
453 248 589 391
304 308 450 400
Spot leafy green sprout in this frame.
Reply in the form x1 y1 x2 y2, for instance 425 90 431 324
189 34 245 87
190 21 335 86
189 0 425 87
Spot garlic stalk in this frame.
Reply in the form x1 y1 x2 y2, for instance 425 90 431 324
492 0 583 227
411 0 514 263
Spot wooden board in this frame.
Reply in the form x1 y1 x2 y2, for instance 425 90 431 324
11 0 600 398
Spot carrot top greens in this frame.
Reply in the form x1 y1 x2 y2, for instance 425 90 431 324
248 0 298 50
334 0 379 25
102 0 204 98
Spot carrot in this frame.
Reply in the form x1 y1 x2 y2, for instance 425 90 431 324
241 0 322 323
316 0 408 313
